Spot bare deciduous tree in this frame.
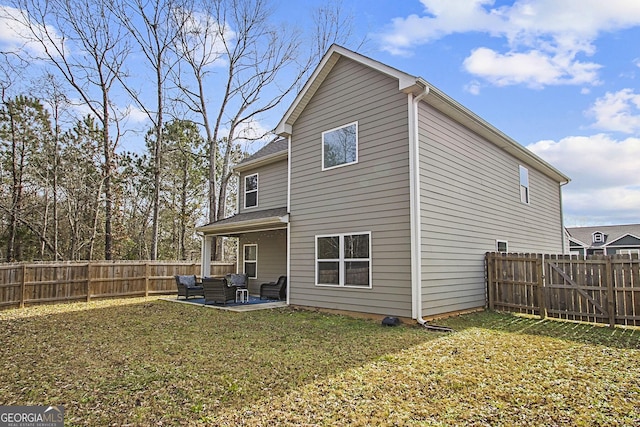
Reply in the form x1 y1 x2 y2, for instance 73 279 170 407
9 0 130 259
111 0 186 260
174 0 358 259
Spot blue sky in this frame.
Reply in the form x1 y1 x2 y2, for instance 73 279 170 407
282 0 640 227
2 0 639 227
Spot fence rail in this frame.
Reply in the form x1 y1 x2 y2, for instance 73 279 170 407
0 261 236 309
486 252 640 327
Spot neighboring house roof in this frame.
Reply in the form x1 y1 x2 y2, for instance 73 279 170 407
196 207 288 235
567 224 640 248
234 138 288 173
275 44 569 185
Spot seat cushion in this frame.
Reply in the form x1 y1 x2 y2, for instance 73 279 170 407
228 274 246 286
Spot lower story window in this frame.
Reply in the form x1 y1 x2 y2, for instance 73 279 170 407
244 244 257 279
316 232 371 287
617 249 640 256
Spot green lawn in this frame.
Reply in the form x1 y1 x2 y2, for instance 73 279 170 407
1 297 638 426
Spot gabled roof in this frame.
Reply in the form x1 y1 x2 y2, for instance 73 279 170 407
566 224 640 248
275 44 569 185
276 45 426 138
234 139 288 173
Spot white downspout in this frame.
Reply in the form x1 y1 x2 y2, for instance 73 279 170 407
408 86 429 324
286 135 292 305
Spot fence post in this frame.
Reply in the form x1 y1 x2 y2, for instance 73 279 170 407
20 264 26 308
486 253 494 310
86 262 92 302
145 262 150 297
606 257 615 328
537 257 545 319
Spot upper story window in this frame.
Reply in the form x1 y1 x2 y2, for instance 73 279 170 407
244 174 258 209
519 165 530 204
593 232 604 243
322 122 358 170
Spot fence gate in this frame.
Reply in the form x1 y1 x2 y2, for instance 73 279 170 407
486 252 640 327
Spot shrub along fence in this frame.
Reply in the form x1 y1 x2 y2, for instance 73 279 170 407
0 261 235 309
486 252 640 327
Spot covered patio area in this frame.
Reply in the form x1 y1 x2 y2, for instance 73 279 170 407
197 207 289 303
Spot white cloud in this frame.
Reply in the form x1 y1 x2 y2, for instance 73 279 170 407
173 7 233 69
0 5 64 59
587 89 640 133
464 80 482 95
527 134 640 225
230 119 272 142
376 0 640 88
463 47 601 88
125 105 150 124
377 0 503 56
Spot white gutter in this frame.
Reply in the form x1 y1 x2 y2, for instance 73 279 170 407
408 85 429 323
195 214 289 235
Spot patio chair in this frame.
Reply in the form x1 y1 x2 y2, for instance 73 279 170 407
203 277 236 305
175 275 204 299
260 276 287 300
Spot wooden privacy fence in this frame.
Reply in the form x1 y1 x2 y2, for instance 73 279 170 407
0 261 236 309
486 252 640 327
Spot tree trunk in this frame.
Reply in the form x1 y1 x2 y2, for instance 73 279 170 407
102 96 112 260
6 102 24 261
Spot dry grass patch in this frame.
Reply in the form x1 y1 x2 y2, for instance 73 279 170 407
0 299 638 426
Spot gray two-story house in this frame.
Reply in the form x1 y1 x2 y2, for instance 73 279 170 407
197 45 570 322
567 224 640 257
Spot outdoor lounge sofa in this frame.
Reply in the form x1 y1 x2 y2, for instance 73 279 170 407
260 276 287 300
203 277 238 305
175 275 204 299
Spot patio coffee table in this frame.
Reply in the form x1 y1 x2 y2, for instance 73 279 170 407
235 288 249 303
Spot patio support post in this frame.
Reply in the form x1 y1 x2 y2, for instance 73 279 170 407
201 235 212 278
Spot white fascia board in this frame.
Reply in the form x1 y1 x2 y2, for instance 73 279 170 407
196 214 289 235
568 236 589 247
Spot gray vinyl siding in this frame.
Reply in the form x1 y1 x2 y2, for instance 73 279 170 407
417 101 563 317
238 159 288 214
239 229 287 295
289 56 413 317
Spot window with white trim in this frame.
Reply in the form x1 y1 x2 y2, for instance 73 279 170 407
322 122 358 170
519 165 529 204
593 232 604 243
244 174 258 208
243 244 257 279
316 232 371 287
617 249 640 256
496 240 508 253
